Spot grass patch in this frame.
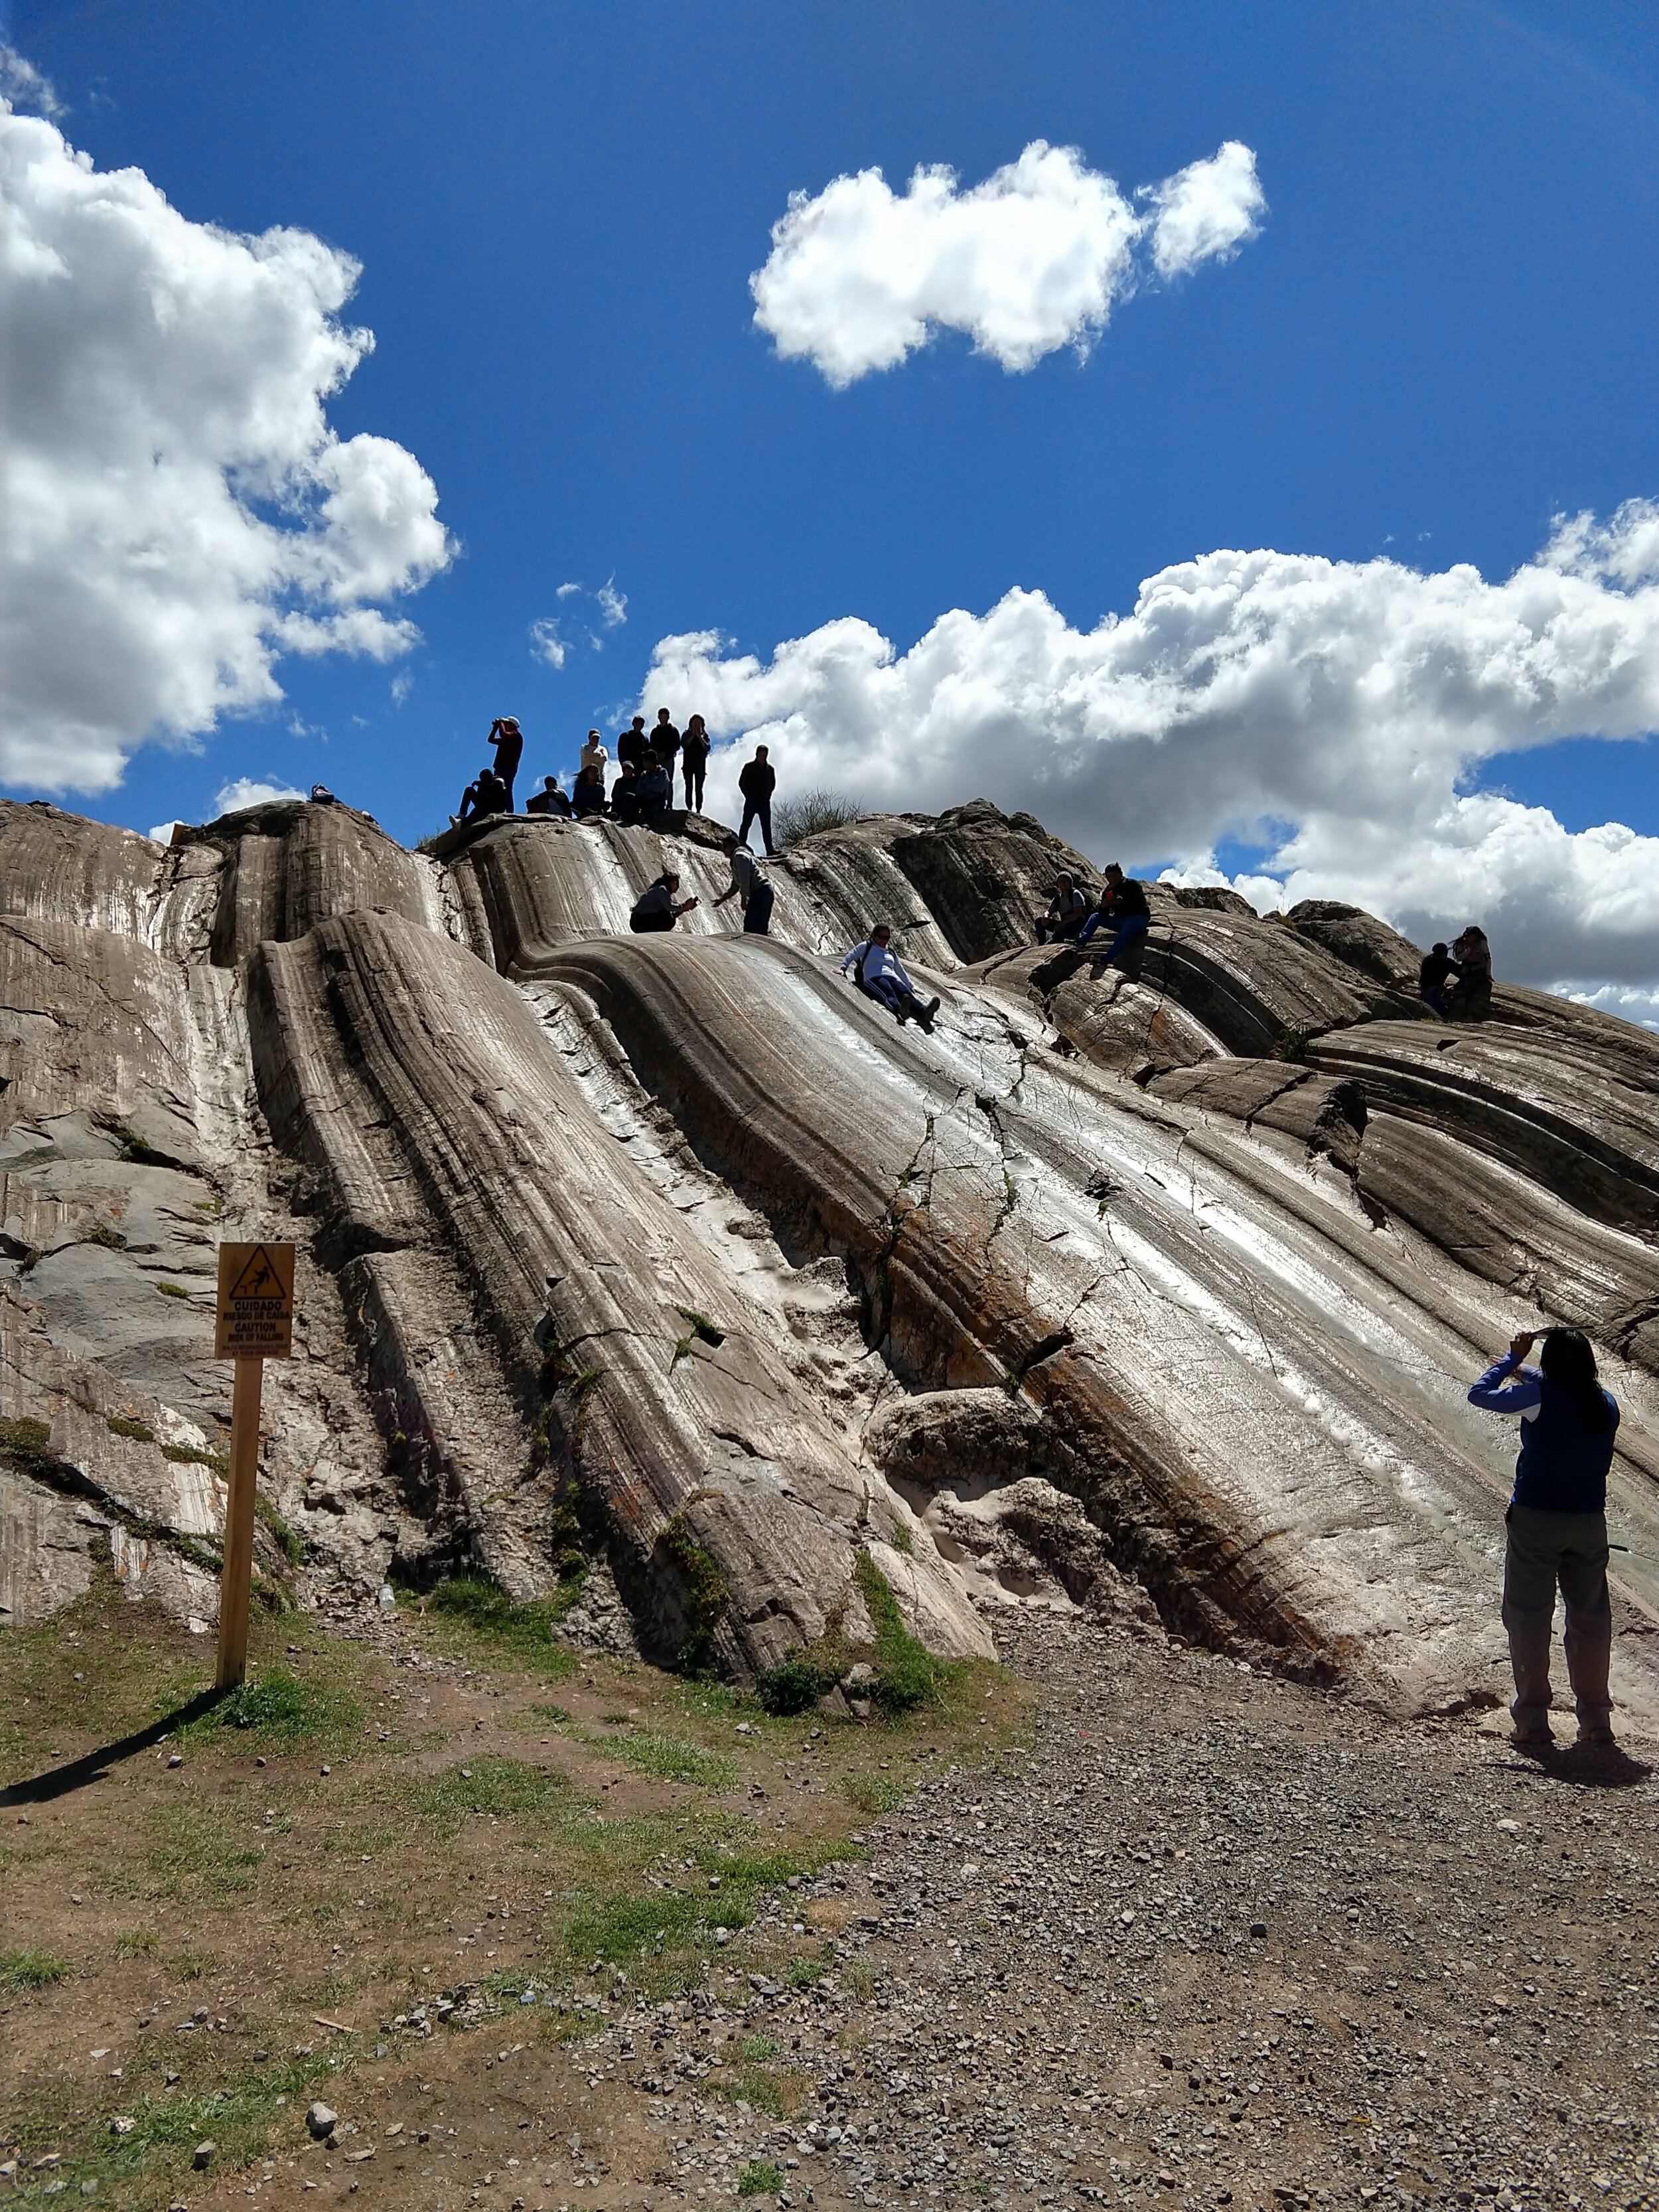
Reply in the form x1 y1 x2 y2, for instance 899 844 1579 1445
737 2156 785 2195
170 1949 219 1982
155 1281 194 1299
417 1574 580 1677
756 1655 829 1718
655 1516 729 1674
160 1440 230 1474
856 1553 963 1716
402 1755 575 1835
0 1947 70 1991
173 1662 361 1751
106 1413 157 1441
715 2063 792 2118
737 2033 778 2062
844 1771 907 1814
772 788 862 846
564 1836 842 1968
115 1927 159 1958
587 1726 739 1790
786 1954 827 1989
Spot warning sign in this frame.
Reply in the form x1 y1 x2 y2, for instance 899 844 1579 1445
215 1241 295 1360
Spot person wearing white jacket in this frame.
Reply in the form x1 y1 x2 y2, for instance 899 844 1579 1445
840 924 940 1030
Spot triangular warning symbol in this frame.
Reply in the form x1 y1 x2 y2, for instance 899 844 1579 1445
228 1245 285 1300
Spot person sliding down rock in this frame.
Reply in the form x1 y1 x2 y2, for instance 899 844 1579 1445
1468 1327 1621 1750
1076 863 1150 967
1419 940 1457 1017
840 924 940 1030
711 835 774 934
1035 871 1088 943
629 870 698 933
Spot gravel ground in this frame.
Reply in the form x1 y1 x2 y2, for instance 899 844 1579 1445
583 1609 1659 2212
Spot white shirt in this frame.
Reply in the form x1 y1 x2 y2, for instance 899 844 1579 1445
580 738 609 774
728 847 767 899
841 939 912 992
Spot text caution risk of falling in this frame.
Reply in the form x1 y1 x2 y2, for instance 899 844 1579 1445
215 1242 296 1360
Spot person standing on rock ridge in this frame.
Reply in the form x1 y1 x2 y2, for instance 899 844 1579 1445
650 709 681 785
1076 863 1150 966
580 729 610 778
711 834 774 934
630 869 698 933
616 715 648 771
737 744 778 856
680 714 710 812
488 716 524 809
1448 924 1493 1017
841 924 940 1029
1469 1327 1621 1749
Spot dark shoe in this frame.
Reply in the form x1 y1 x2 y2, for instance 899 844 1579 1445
1577 1718 1617 1749
923 996 941 1025
1511 1723 1553 1750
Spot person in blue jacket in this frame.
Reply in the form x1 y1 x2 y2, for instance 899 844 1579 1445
1468 1327 1620 1749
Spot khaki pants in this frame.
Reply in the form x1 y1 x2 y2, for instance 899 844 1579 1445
1502 1505 1613 1733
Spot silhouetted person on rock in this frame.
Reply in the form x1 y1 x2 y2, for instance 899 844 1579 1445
457 768 509 823
711 834 773 934
572 763 609 817
630 869 698 933
489 716 524 809
616 716 648 771
1469 1327 1620 1749
651 709 681 783
1419 941 1457 1018
309 783 336 805
681 714 710 812
1077 863 1150 967
580 730 609 778
611 762 642 826
525 775 571 818
841 924 939 1029
738 744 778 856
634 753 674 829
1035 871 1088 944
1449 925 1493 1017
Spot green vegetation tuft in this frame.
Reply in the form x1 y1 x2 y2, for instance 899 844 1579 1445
843 1771 906 1814
855 1552 963 1716
656 1516 729 1674
772 787 862 846
737 2156 785 2194
83 1222 129 1250
114 1927 159 1958
254 1494 304 1566
160 1441 230 1475
889 1521 914 1556
0 1948 70 1991
193 1665 360 1746
0 1414 58 1473
406 1755 575 1833
106 1413 157 1441
421 1573 580 1676
756 1654 830 1717
155 1280 194 1299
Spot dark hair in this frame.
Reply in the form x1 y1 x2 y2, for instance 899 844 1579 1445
1539 1327 1613 1432
1431 941 1447 956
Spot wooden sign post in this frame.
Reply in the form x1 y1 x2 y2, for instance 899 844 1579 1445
214 1242 295 1690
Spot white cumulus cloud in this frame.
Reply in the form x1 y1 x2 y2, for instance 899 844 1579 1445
749 137 1264 386
214 776 307 814
0 98 452 796
640 502 1659 1011
529 617 569 670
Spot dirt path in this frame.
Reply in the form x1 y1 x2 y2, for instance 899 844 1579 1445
578 1613 1659 2211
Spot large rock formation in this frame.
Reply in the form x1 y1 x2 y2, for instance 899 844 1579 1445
5 794 1658 1726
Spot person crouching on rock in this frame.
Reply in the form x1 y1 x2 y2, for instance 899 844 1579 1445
840 924 940 1030
1468 1327 1621 1750
1076 863 1150 966
525 774 571 817
629 871 697 933
711 835 774 934
1035 871 1088 944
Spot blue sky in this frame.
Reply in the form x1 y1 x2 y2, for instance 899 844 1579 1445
5 0 1659 1007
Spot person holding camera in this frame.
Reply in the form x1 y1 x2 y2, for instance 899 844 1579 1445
1468 1326 1621 1749
488 716 524 810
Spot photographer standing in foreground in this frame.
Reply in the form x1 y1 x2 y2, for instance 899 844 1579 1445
1469 1327 1620 1749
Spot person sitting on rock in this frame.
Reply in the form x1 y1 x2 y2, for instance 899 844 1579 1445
309 782 337 805
571 763 609 817
1419 940 1457 1017
634 752 674 829
616 715 648 771
681 713 711 812
525 774 571 818
1076 863 1150 966
840 924 940 1029
1448 925 1493 1017
629 869 698 933
1035 871 1089 944
711 834 774 935
580 729 610 778
457 768 509 823
611 761 642 827
1469 1327 1620 1749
